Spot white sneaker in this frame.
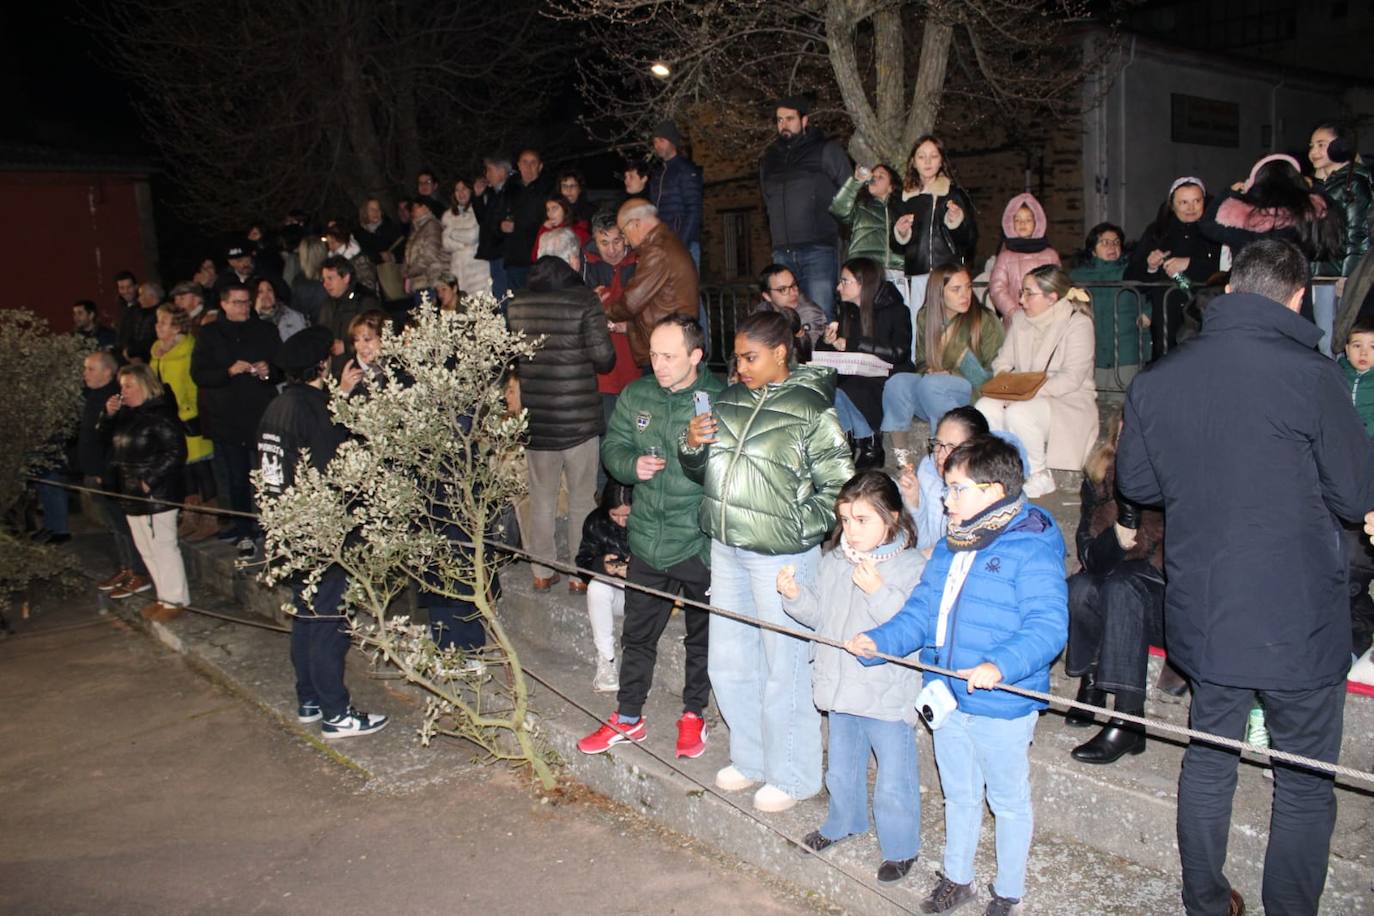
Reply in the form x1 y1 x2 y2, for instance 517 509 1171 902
1023 470 1057 498
715 764 757 792
321 707 389 739
593 656 619 693
752 783 798 813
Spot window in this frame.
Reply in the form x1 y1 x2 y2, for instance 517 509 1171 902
722 210 752 279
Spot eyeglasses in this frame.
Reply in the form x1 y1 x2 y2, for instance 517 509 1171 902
942 481 993 500
769 282 799 294
837 277 859 287
927 438 958 455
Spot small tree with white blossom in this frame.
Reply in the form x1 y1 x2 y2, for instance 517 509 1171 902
255 295 557 788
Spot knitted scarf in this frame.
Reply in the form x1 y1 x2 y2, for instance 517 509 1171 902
945 493 1026 552
839 534 907 566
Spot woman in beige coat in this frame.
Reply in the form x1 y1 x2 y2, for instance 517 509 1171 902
975 264 1096 497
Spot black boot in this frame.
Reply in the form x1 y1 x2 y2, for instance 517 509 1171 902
846 432 859 463
1071 694 1146 764
854 435 885 471
1064 674 1106 727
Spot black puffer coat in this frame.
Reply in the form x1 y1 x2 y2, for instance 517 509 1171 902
759 127 851 249
506 257 616 451
575 507 632 582
103 393 187 515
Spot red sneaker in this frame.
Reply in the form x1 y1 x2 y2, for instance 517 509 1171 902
577 714 647 754
675 712 708 758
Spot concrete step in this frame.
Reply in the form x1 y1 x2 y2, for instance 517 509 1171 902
164 524 1374 912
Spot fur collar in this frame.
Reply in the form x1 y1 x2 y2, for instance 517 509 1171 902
902 175 951 200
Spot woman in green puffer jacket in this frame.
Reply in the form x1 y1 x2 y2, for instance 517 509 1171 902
680 310 854 812
830 164 905 277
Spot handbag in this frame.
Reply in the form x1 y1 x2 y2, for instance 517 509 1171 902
982 321 1075 401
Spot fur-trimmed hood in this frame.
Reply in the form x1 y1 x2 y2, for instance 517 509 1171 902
1215 194 1328 233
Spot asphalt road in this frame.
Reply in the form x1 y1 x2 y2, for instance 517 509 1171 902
0 599 821 916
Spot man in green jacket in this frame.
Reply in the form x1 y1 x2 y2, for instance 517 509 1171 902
577 314 725 759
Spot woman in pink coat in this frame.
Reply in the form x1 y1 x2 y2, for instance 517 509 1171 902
988 192 1060 323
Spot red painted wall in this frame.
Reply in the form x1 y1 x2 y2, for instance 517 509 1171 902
0 171 152 333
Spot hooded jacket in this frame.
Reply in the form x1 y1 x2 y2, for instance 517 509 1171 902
1117 292 1374 690
828 176 903 270
1338 354 1374 438
603 368 726 570
650 154 704 246
680 364 854 556
149 334 212 463
890 176 978 277
506 257 616 451
759 127 851 249
862 503 1068 719
783 545 927 724
988 193 1061 320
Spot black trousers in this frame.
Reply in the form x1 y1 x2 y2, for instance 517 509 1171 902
1064 561 1165 696
1342 524 1374 659
290 564 351 719
1178 679 1345 916
616 554 711 719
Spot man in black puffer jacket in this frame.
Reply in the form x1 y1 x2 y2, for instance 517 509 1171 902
507 255 616 592
759 96 851 321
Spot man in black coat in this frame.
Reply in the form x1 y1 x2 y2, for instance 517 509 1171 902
79 351 151 592
257 326 387 739
475 154 517 300
503 148 555 292
190 281 281 557
1117 239 1374 916
506 255 615 592
758 96 850 321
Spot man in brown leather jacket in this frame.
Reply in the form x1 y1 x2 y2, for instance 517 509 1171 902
607 199 700 367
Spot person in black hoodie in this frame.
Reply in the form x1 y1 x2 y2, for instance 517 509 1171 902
506 255 616 591
1126 178 1222 358
574 483 634 692
1117 239 1374 916
100 364 187 620
190 281 281 557
257 325 388 739
816 257 913 471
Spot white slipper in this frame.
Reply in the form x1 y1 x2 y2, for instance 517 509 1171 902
752 784 798 813
715 764 756 792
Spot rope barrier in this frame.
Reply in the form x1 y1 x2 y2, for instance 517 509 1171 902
27 475 1374 786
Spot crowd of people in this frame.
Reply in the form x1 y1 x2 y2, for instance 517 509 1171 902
37 100 1374 915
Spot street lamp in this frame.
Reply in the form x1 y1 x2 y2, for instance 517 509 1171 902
650 61 671 79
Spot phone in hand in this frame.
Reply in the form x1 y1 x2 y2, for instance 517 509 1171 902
693 390 712 416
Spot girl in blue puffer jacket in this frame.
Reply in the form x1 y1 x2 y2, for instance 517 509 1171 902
846 435 1067 916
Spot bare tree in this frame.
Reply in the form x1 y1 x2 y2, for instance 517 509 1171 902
550 0 1111 167
88 0 578 228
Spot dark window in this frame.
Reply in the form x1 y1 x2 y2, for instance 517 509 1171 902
722 211 752 279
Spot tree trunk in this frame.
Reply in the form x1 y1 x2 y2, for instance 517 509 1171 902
902 15 954 156
871 5 904 165
338 13 392 211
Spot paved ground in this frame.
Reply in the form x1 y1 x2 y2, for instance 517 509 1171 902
0 597 824 916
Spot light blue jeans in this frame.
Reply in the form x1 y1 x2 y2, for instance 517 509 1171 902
881 372 973 431
821 712 921 861
1312 281 1337 358
834 390 874 437
708 540 822 799
932 708 1038 900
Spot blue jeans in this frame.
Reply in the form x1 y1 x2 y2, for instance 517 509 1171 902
35 469 69 536
290 564 352 719
688 241 701 271
932 708 1038 900
1312 281 1336 358
505 265 530 293
708 540 822 799
821 712 921 861
487 257 509 301
772 244 838 321
834 390 874 437
881 372 973 431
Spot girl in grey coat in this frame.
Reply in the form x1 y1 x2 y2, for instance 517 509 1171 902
778 470 926 884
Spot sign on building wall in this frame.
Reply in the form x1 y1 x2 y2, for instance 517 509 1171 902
1170 93 1241 148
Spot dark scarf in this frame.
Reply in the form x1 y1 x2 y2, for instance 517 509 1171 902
1003 235 1052 254
946 493 1025 552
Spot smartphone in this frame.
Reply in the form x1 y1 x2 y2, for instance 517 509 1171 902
693 390 712 416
